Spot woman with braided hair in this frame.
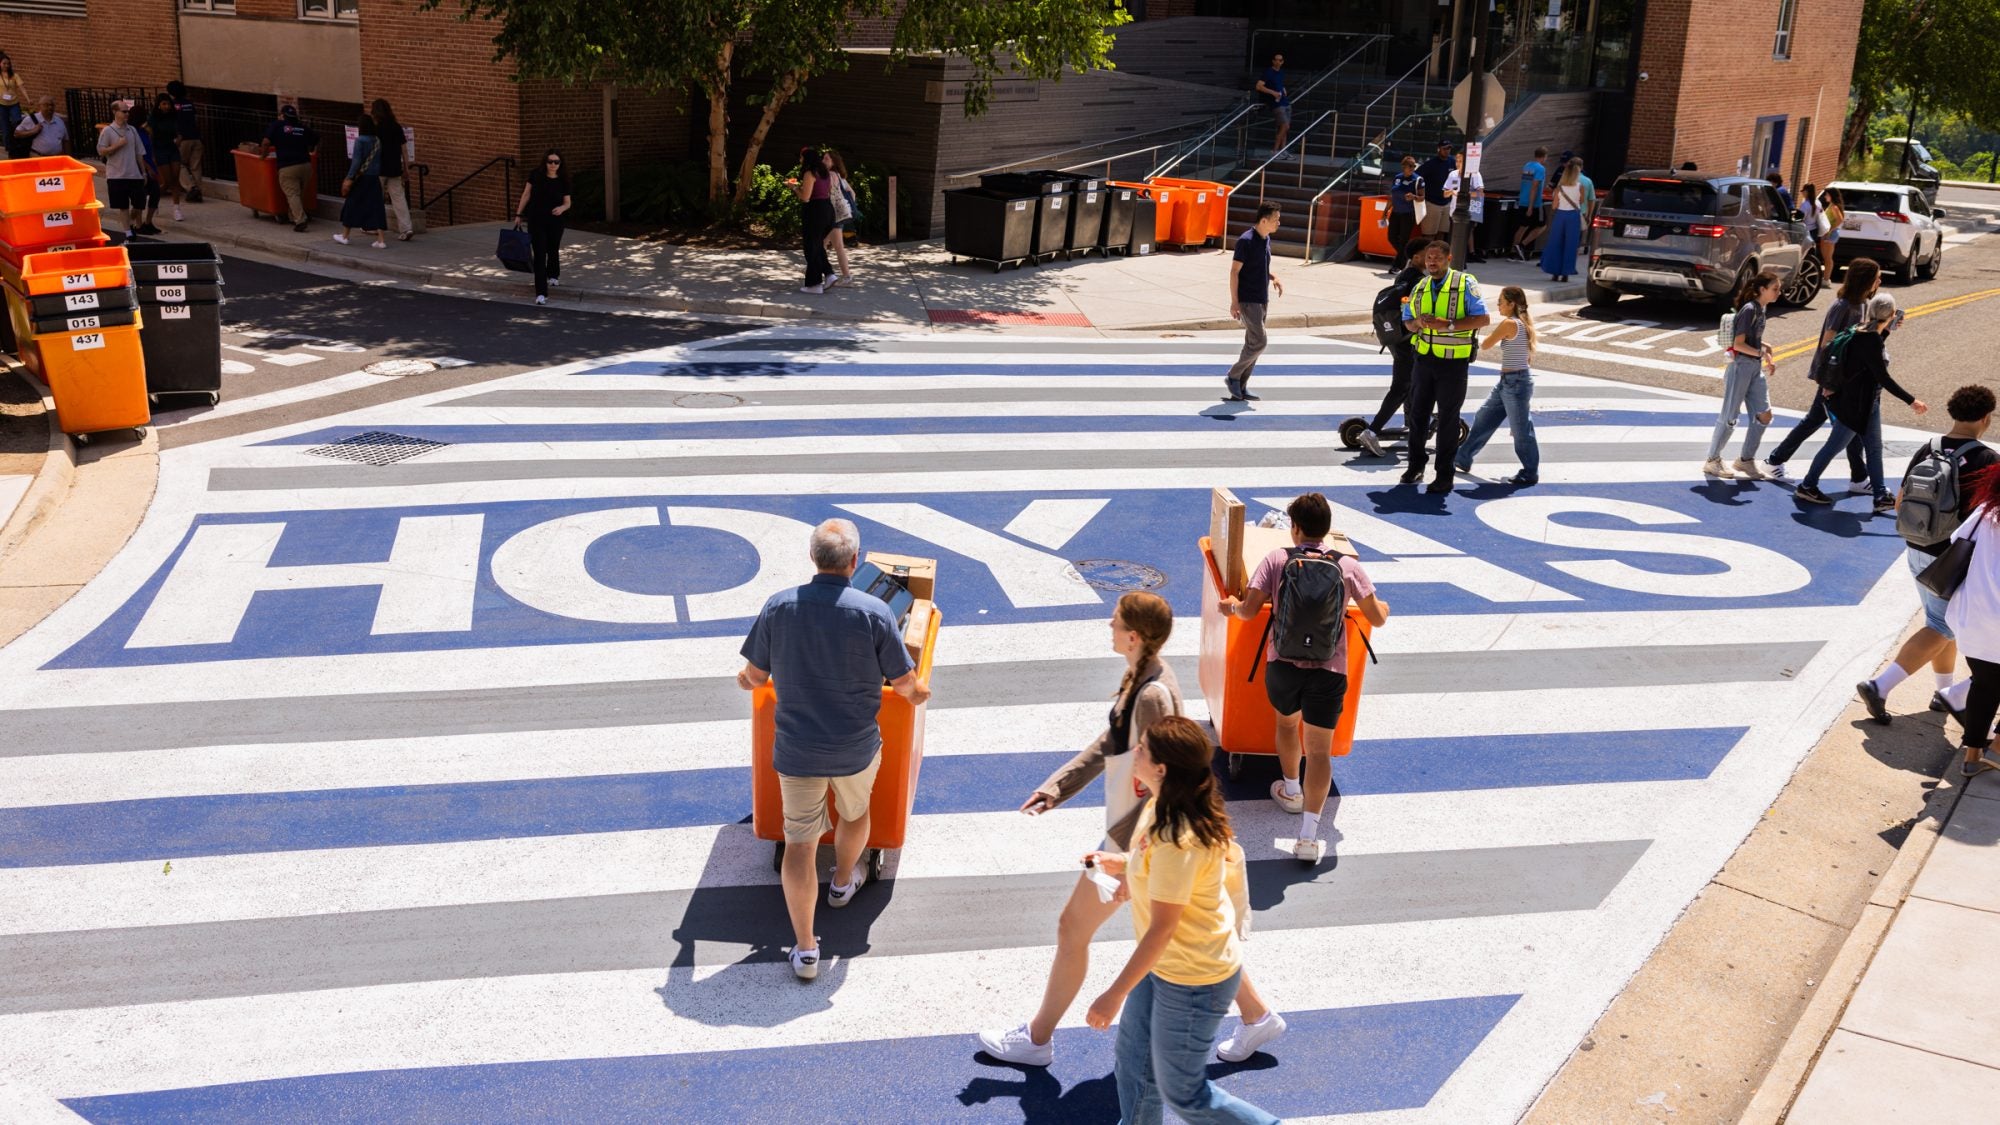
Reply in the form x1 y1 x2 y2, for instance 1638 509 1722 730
978 594 1286 1069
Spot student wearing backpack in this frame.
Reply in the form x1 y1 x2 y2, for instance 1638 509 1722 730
1217 493 1391 865
1703 270 1782 478
1855 385 1997 725
1765 258 1879 483
1356 254 1426 457
1795 294 1927 507
981 593 1287 1068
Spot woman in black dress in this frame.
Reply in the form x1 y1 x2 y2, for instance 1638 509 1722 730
513 149 572 306
336 114 387 249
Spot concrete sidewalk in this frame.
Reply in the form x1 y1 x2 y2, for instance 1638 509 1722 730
1777 766 2000 1122
144 186 1585 331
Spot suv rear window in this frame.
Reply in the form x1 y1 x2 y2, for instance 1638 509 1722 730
1838 189 1905 214
1610 179 1717 216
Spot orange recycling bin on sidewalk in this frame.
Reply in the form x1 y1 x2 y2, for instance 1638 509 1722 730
1149 177 1231 242
0 156 100 212
1110 180 1179 245
25 322 150 437
0 201 106 251
1358 196 1395 259
1197 536 1372 777
232 149 319 219
750 604 941 872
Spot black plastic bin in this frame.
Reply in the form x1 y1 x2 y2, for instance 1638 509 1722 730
1101 186 1138 255
142 280 223 307
22 285 137 319
979 173 1072 262
1477 199 1517 255
1048 173 1108 258
31 306 141 335
944 187 1038 271
1129 196 1158 256
122 242 226 285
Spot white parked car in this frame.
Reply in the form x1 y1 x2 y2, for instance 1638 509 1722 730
1825 181 1947 284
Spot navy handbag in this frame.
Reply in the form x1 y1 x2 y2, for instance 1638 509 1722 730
496 225 532 273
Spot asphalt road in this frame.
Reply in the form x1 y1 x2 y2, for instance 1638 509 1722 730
155 256 733 450
1518 184 2000 435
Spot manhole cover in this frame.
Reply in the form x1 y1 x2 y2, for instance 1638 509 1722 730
674 392 744 409
304 430 450 467
1066 559 1168 592
364 359 438 377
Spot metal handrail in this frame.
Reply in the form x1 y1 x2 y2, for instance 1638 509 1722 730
1302 109 1454 262
945 117 1227 186
1356 40 1450 120
1230 108 1336 197
1150 33 1387 181
415 154 517 226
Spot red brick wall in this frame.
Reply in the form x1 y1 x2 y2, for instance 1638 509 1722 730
0 3 181 111
1631 0 1860 185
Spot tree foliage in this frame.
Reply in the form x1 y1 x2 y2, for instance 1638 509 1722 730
431 0 1130 210
1844 0 2000 164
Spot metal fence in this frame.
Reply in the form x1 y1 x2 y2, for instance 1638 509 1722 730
64 88 352 201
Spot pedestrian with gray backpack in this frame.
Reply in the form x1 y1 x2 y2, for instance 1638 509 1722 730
1794 293 1927 507
1856 384 1998 726
1217 493 1390 864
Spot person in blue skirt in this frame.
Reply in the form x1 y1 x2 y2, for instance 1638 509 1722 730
1539 159 1587 282
336 114 387 250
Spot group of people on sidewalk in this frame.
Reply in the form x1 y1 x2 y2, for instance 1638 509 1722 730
90 85 205 239
739 497 1390 1122
1385 142 1595 280
789 146 862 294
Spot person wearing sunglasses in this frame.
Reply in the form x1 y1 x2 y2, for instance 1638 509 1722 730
514 149 572 306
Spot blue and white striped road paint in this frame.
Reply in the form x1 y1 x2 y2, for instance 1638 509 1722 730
0 328 1929 1123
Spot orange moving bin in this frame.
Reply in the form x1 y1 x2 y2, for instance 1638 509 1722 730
0 201 106 250
0 156 100 212
27 322 150 439
1111 180 1179 246
1198 534 1372 779
1149 176 1231 242
751 580 941 877
232 149 319 220
1358 195 1395 259
7 245 132 296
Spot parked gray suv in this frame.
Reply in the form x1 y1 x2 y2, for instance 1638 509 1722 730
1586 171 1823 309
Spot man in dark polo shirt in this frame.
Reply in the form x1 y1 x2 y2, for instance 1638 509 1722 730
737 518 930 981
1223 202 1283 403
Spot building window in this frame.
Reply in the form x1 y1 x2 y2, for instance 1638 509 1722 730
1773 0 1797 59
300 0 357 18
181 0 234 10
0 0 88 15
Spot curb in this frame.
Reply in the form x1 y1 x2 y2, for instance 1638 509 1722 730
1940 179 2000 194
1737 772 1969 1123
0 367 75 567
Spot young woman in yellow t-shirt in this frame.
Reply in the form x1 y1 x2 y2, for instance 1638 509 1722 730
1085 717 1278 1125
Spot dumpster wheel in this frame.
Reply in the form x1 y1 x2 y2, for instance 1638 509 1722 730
868 848 886 881
1227 752 1245 780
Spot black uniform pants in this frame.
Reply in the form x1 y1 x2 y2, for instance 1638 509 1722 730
1406 352 1471 477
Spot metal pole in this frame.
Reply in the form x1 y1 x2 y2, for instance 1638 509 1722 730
1450 11 1494 270
602 83 620 223
888 176 898 242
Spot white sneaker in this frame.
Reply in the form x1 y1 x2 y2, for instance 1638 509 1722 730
371 240 387 250
790 945 819 981
977 1023 1055 1067
548 277 558 287
1762 460 1790 480
172 205 184 221
1216 1011 1289 1062
1701 457 1732 478
1293 837 1325 864
1732 458 1766 479
534 295 547 306
799 283 824 294
828 862 867 908
1270 779 1304 815
838 273 855 284
331 234 350 245
1357 428 1386 458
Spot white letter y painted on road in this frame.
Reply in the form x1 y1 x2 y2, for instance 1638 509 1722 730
127 515 484 648
838 502 1100 608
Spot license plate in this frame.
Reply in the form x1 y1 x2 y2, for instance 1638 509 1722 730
1622 223 1650 238
1843 220 1862 230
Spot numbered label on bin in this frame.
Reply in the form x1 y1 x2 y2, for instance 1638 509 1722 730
65 315 100 331
64 292 99 311
35 176 65 193
70 332 104 352
154 285 186 303
158 264 189 280
42 211 72 228
160 305 191 320
61 272 95 291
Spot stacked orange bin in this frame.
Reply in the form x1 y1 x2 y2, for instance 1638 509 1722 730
1109 180 1180 248
0 157 150 440
1148 176 1231 245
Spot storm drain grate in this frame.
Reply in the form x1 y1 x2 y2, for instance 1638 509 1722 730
304 430 451 467
1066 559 1168 593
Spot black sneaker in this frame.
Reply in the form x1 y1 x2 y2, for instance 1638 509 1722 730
293 221 310 232
187 188 204 203
1856 679 1892 725
1873 495 1897 514
137 223 162 235
1795 485 1832 505
1223 379 1246 402
1240 386 1261 401
1398 466 1425 485
1508 474 1539 486
1426 475 1454 494
1932 689 1965 728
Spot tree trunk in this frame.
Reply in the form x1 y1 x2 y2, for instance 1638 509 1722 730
731 69 804 210
1840 87 1875 169
706 41 735 206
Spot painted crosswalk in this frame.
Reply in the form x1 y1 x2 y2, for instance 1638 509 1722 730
0 329 1929 1123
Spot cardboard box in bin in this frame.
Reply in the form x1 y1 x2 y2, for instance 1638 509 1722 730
865 551 936 665
1208 488 1354 596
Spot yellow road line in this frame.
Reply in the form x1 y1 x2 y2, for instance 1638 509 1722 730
1772 286 2000 363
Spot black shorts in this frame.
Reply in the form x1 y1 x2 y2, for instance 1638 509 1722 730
107 178 146 210
1264 659 1348 729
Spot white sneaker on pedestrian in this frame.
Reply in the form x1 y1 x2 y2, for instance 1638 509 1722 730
331 233 350 245
1293 836 1325 864
1762 460 1789 480
828 861 867 908
838 273 854 284
1216 1011 1289 1062
1270 779 1304 815
370 240 386 250
172 205 184 222
1357 428 1386 458
799 283 825 294
1701 457 1732 478
548 277 558 287
1732 458 1766 479
790 945 820 981
977 1023 1055 1067
534 295 547 306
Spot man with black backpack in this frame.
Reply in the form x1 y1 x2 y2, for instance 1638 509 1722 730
1218 493 1391 865
1856 384 1997 725
1355 251 1426 457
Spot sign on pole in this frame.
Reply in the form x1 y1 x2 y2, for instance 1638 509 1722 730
1451 72 1507 134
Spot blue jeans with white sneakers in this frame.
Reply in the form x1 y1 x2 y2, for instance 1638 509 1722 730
1115 970 1279 1125
1706 353 1772 463
1455 368 1539 480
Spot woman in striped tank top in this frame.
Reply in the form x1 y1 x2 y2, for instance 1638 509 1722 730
1453 286 1541 486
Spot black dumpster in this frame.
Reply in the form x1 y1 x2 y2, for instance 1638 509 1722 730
1048 173 1108 258
1477 199 1517 257
1101 185 1138 255
979 173 1072 263
1129 196 1158 256
944 187 1038 272
125 243 226 403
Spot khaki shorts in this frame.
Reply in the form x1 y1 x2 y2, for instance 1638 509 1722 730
778 752 882 844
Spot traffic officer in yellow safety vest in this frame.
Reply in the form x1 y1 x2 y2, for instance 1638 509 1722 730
1398 237 1492 494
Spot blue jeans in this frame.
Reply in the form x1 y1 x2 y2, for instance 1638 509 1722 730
1705 353 1771 462
1455 369 1539 479
1115 971 1278 1125
1802 399 1887 499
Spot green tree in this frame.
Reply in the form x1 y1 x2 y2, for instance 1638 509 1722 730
432 0 1130 210
1844 0 2000 166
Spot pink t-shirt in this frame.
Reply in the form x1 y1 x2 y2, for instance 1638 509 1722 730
1250 543 1375 671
